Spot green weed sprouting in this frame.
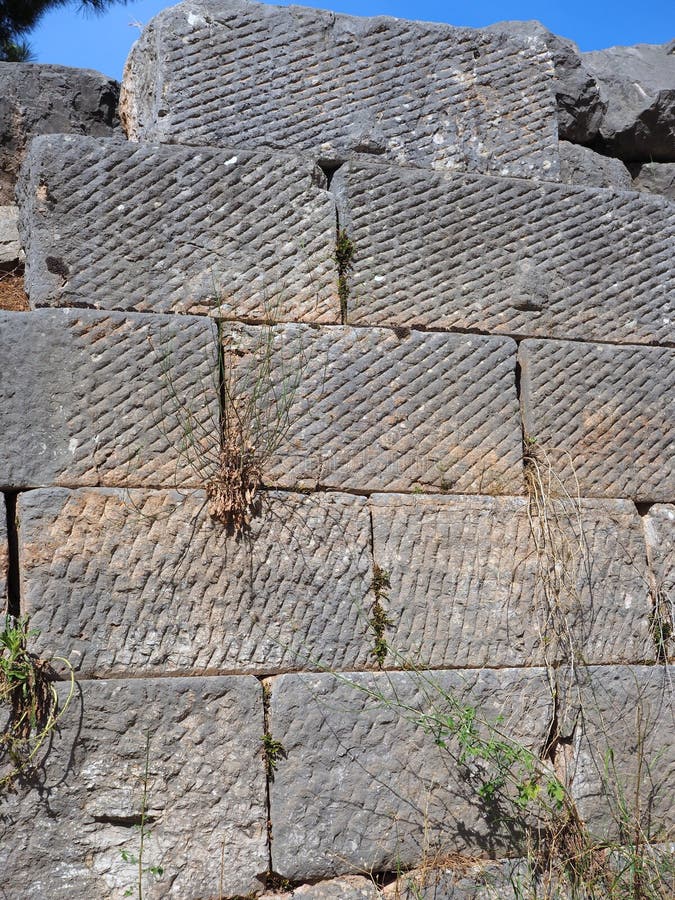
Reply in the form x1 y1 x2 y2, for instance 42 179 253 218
121 731 165 899
370 565 394 668
334 228 354 323
261 732 286 778
0 614 74 791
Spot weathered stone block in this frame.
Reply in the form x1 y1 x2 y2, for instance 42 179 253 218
223 323 522 494
0 309 219 490
0 63 119 204
519 340 675 501
370 494 653 668
632 161 675 201
565 665 674 840
0 204 21 264
19 487 373 676
645 504 675 600
558 140 632 190
0 676 268 899
336 160 673 344
261 876 380 900
121 0 560 180
18 135 338 321
268 669 552 879
0 494 7 609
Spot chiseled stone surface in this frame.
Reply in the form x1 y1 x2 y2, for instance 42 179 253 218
558 140 632 190
121 0 560 180
0 63 119 204
18 135 338 322
644 504 675 599
0 309 219 490
268 668 553 879
519 340 675 502
223 323 523 494
0 676 268 899
18 487 373 676
0 494 7 609
370 494 653 668
565 665 674 839
336 160 673 344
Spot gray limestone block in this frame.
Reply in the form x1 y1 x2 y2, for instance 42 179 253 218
222 323 523 494
0 675 268 899
632 162 675 202
644 504 675 600
18 134 338 322
0 205 21 264
0 493 7 609
268 668 553 879
0 62 119 205
382 859 537 899
486 21 605 144
260 876 380 899
121 0 560 180
519 340 675 502
0 309 219 490
336 160 673 344
558 140 632 190
18 487 373 676
583 42 675 162
564 665 674 841
369 494 653 669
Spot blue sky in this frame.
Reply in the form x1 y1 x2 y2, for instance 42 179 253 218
31 0 675 82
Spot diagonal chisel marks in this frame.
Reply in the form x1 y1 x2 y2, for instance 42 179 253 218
18 135 338 321
222 324 523 494
268 668 553 879
0 309 219 490
0 676 268 899
337 160 674 345
644 504 675 605
519 340 674 501
370 494 653 669
18 488 373 676
121 0 559 179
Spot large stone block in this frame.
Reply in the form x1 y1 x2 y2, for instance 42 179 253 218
644 504 675 600
0 63 119 204
222 323 523 494
335 160 673 344
558 140 632 190
632 161 675 202
121 0 560 180
18 487 373 676
519 340 675 502
0 309 219 490
369 494 653 668
0 676 268 899
18 135 338 321
565 665 674 841
268 668 553 879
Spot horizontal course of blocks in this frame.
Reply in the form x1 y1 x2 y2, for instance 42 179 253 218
0 309 219 490
18 136 338 321
0 676 268 899
519 340 675 502
121 0 560 179
16 488 660 676
336 160 675 344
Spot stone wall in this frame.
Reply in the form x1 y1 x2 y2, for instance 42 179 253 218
0 2 673 898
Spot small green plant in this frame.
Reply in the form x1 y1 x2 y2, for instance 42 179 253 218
120 731 164 899
370 565 394 668
335 228 354 323
0 614 74 791
261 732 287 778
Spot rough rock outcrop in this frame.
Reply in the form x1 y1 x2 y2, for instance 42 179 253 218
0 206 21 264
558 140 632 189
583 41 675 161
0 63 119 204
632 161 675 200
